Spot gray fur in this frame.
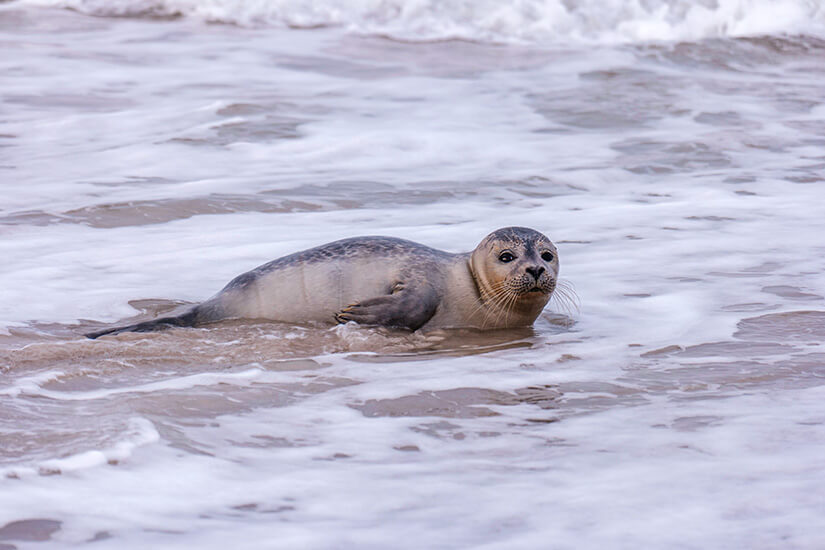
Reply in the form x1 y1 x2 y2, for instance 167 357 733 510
85 227 558 338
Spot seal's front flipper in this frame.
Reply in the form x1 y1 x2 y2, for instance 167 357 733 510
335 283 439 331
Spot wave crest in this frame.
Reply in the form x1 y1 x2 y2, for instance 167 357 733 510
19 0 825 44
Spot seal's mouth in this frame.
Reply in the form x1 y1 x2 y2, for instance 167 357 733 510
527 287 545 293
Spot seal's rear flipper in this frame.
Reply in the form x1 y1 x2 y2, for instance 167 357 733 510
85 309 199 339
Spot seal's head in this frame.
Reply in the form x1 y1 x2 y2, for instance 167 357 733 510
470 227 558 327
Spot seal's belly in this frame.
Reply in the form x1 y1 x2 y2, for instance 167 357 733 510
228 259 398 324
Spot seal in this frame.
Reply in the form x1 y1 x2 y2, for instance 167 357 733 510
86 226 559 338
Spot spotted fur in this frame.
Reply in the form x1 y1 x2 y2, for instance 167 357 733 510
86 227 559 338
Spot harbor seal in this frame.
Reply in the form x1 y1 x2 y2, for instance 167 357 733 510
86 226 559 338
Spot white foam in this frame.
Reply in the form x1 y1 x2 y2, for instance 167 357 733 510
0 417 159 478
0 367 267 400
17 0 825 44
0 369 67 397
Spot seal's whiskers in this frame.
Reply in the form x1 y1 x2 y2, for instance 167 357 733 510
551 279 580 316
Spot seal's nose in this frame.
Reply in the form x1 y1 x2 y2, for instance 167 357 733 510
526 266 545 280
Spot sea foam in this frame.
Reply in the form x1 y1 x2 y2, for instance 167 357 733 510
19 0 825 44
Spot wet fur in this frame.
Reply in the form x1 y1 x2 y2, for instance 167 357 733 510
86 228 559 338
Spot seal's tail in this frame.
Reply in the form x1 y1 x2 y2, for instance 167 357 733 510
85 308 200 339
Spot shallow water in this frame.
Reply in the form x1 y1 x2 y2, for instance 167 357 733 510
2 1 825 548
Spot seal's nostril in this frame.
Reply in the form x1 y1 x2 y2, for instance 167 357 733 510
526 266 545 280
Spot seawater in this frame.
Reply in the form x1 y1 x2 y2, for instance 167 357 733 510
1 0 825 548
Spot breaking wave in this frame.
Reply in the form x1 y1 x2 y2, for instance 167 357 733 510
19 0 825 44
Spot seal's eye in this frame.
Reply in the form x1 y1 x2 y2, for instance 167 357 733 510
541 251 555 262
498 252 515 263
